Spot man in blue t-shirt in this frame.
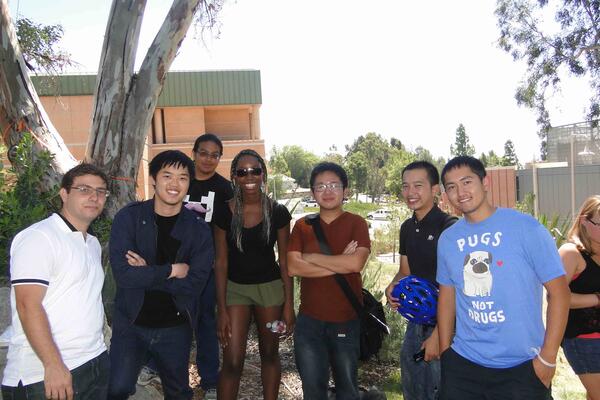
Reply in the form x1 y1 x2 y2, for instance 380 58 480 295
436 156 570 399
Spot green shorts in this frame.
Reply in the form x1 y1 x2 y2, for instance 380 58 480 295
226 279 284 307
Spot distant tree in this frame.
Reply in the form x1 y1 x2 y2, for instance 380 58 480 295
481 150 503 167
390 137 404 150
278 145 319 187
322 144 344 165
345 151 368 198
268 146 290 176
450 123 476 157
501 139 520 167
345 132 391 202
495 0 600 160
385 147 416 198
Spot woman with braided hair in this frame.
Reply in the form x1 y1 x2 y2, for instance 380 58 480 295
213 149 295 399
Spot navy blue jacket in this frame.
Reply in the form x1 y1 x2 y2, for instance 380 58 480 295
109 199 214 327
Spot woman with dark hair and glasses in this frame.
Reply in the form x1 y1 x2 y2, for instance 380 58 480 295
558 195 600 399
213 149 294 399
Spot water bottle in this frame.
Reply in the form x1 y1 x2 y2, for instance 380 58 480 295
266 320 286 334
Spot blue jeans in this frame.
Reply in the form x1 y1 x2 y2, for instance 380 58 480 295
1 351 109 400
195 269 219 390
108 319 193 400
400 322 441 400
293 313 360 400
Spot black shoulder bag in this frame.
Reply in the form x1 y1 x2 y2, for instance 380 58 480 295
305 214 389 361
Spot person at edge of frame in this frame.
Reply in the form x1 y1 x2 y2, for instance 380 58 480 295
107 150 214 400
558 195 600 400
385 160 457 400
1 163 111 400
288 161 371 400
436 155 570 400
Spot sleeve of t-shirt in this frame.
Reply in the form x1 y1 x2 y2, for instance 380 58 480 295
351 215 371 250
436 232 453 286
10 229 54 287
521 219 566 283
399 221 408 256
287 219 305 253
273 202 292 230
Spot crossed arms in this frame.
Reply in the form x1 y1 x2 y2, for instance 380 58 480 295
287 240 370 277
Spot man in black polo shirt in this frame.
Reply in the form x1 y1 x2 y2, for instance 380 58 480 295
385 160 457 400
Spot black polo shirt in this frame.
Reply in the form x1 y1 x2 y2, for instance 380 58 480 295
399 205 457 284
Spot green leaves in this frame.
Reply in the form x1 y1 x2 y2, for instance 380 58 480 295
0 133 59 280
495 0 600 159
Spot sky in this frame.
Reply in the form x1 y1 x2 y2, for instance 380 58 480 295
7 0 594 162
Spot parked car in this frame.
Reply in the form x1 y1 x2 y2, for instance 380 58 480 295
367 209 392 220
300 198 318 207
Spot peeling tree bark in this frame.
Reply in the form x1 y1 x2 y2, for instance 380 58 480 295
0 0 77 189
88 0 202 217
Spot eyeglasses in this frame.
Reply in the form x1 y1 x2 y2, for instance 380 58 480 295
312 182 344 192
70 185 110 198
586 218 600 227
196 150 221 160
235 167 263 177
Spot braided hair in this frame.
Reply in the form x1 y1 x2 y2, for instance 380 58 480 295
229 149 272 252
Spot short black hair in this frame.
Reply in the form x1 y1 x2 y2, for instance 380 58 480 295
61 163 109 191
402 160 440 186
441 156 486 186
310 162 348 190
193 133 223 155
149 150 195 180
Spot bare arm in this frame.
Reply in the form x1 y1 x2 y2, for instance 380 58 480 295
559 243 599 309
302 247 370 274
437 284 456 353
276 224 296 331
385 255 411 310
533 275 570 387
213 225 231 346
15 285 73 400
287 251 335 277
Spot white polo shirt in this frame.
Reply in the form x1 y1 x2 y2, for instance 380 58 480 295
3 213 106 386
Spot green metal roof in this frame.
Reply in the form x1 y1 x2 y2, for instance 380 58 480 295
31 70 262 106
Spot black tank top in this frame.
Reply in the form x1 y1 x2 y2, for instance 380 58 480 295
564 251 600 338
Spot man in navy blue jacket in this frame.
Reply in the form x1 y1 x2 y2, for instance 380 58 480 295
108 150 214 400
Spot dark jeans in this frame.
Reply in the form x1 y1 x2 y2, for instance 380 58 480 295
400 322 440 400
108 321 193 400
1 351 109 400
195 270 219 390
440 347 552 400
293 313 360 400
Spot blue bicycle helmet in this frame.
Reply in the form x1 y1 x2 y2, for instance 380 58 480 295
392 275 438 325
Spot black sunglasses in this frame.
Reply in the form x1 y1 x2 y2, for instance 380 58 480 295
235 167 263 177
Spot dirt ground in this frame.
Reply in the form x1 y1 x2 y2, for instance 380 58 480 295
145 328 394 400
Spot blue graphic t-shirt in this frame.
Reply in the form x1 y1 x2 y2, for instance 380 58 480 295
436 208 565 368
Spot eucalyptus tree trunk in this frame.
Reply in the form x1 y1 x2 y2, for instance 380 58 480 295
0 0 77 189
87 0 203 218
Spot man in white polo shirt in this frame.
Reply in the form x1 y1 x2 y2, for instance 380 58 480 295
1 163 110 400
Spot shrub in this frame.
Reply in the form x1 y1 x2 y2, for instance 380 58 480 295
0 135 60 282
